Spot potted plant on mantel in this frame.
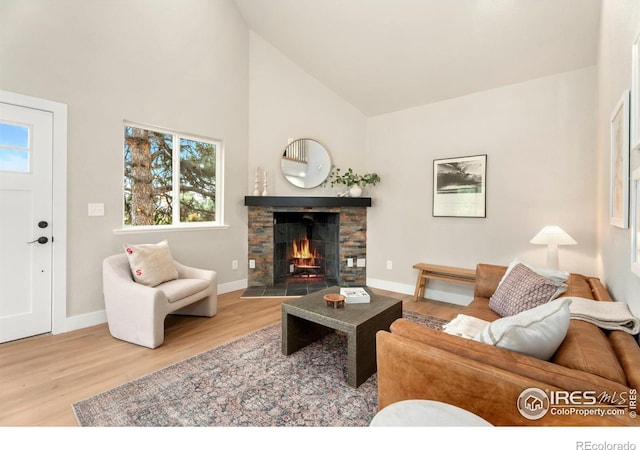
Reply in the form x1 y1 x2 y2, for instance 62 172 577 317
329 167 381 197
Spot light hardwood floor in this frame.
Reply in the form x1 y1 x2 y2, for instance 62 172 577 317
0 288 463 426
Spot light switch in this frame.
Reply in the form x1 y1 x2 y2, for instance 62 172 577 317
357 258 366 267
88 203 104 216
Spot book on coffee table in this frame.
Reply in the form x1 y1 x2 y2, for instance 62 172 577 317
340 287 371 303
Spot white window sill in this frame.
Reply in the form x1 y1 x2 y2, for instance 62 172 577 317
113 223 230 234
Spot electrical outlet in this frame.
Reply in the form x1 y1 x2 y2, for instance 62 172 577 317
347 258 354 267
357 258 366 267
232 260 238 270
386 260 393 270
249 259 256 269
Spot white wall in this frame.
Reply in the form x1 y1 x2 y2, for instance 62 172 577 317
2 0 630 327
366 68 598 302
0 0 250 322
597 1 640 316
248 31 367 197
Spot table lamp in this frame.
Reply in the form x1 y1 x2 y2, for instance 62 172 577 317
529 226 577 270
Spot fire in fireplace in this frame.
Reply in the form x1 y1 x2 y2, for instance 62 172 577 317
273 212 339 285
290 236 321 278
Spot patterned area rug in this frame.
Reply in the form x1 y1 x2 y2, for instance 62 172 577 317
73 311 447 427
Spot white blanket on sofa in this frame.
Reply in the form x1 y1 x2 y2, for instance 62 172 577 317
566 297 640 335
442 314 489 340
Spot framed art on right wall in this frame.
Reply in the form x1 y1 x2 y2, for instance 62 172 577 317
631 167 640 278
610 90 630 228
632 32 640 151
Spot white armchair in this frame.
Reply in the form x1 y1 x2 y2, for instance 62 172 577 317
102 253 217 348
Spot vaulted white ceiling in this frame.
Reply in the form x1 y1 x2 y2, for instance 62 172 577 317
234 0 602 116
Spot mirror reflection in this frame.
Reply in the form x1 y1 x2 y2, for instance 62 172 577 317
281 138 331 188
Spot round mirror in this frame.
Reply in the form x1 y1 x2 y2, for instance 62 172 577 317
280 138 332 188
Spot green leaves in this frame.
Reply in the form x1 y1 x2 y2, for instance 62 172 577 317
329 167 381 188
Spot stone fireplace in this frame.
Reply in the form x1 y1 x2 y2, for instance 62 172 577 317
244 196 371 296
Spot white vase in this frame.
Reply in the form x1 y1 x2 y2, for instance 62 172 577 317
349 186 363 197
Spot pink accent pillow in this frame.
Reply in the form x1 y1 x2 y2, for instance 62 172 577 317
489 263 566 317
123 240 178 287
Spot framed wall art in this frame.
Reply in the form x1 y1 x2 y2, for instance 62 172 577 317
433 154 486 218
610 90 630 229
631 168 640 277
632 32 640 151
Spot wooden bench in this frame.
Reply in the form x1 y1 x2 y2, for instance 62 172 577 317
412 263 476 302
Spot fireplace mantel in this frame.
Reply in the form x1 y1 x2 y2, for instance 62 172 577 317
244 196 371 208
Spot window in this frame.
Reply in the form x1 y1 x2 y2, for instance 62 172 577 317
123 123 223 228
0 122 30 173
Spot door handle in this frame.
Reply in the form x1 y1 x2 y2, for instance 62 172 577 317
27 237 49 244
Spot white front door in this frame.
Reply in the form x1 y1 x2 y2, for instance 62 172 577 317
0 102 53 343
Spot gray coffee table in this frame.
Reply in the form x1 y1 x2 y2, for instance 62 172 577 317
281 286 402 388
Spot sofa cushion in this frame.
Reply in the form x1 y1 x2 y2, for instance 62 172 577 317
489 263 566 317
562 273 597 299
123 240 179 287
552 320 627 385
474 264 507 300
462 298 502 322
478 298 571 360
609 331 640 390
157 278 210 302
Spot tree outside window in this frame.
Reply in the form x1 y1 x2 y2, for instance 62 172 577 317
124 124 221 227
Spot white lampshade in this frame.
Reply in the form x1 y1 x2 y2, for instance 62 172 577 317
530 226 577 246
529 226 577 270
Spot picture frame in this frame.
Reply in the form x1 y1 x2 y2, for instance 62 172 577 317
631 168 640 278
632 32 640 152
433 154 486 218
610 90 630 228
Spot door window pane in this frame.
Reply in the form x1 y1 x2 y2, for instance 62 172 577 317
0 149 29 172
0 123 29 148
0 123 30 172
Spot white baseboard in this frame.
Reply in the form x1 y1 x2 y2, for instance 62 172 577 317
367 277 473 307
218 278 248 294
59 279 250 334
64 309 108 333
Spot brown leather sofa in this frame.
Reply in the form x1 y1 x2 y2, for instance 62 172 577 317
376 263 640 426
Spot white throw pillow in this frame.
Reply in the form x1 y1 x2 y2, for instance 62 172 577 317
123 240 178 287
477 298 572 360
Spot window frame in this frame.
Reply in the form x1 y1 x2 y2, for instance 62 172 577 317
118 121 226 233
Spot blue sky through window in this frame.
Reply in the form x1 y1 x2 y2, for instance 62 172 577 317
0 123 29 147
0 123 30 172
